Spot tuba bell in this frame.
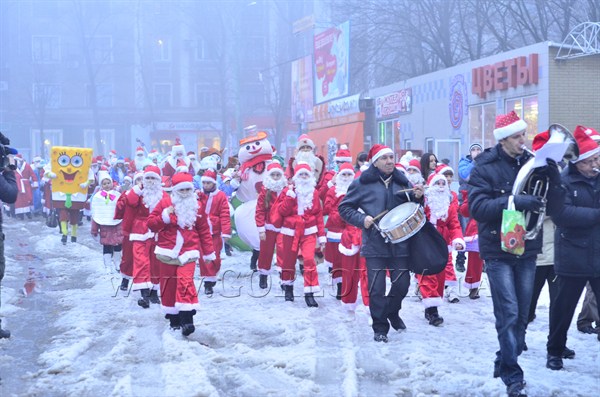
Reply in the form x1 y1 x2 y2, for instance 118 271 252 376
511 124 579 240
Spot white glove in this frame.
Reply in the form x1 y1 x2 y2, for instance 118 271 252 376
46 171 57 179
286 189 296 198
80 181 90 189
132 185 143 196
32 182 39 188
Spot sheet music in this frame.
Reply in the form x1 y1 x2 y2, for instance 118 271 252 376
532 142 570 168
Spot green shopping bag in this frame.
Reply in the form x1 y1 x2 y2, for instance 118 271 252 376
501 195 527 256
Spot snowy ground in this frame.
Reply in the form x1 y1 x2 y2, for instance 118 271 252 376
0 217 598 397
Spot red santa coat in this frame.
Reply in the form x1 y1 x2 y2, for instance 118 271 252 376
425 191 465 249
255 186 284 233
318 170 335 202
278 186 326 245
14 162 38 213
323 186 346 240
125 186 169 241
202 189 232 238
147 196 216 264
114 190 136 235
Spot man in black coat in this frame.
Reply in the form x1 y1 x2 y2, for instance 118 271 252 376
546 125 600 370
339 144 424 343
468 112 562 397
0 141 18 339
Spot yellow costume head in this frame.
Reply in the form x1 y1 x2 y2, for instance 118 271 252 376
51 146 93 194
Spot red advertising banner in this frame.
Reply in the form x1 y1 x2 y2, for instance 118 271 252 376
313 21 350 104
375 88 412 119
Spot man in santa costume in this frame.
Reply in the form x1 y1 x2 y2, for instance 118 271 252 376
148 172 215 336
126 165 170 308
287 134 325 188
132 147 151 172
323 162 355 299
108 149 118 167
405 159 424 186
12 154 38 219
277 162 326 307
255 162 286 289
162 142 191 177
197 169 231 295
417 167 465 326
188 151 202 176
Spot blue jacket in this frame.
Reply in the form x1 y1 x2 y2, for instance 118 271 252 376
552 165 600 278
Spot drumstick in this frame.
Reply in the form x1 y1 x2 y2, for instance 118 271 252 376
372 210 389 222
397 186 430 194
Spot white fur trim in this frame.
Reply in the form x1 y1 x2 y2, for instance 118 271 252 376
132 185 143 196
129 231 155 241
203 276 218 282
339 244 360 256
332 276 342 284
422 297 443 308
222 234 231 239
326 231 342 240
132 281 152 290
175 302 201 311
323 259 333 268
463 281 481 289
280 227 295 236
203 252 217 261
265 224 280 232
281 280 294 286
444 279 458 287
304 225 317 235
334 156 353 163
201 175 217 184
371 147 394 163
257 226 266 233
303 285 321 293
144 171 161 180
327 180 335 188
493 119 528 141
574 146 600 162
179 249 200 265
452 238 466 250
162 208 171 224
341 301 358 311
172 181 194 191
318 236 327 244
286 189 296 198
161 305 179 315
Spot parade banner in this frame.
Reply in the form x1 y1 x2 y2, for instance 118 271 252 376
291 55 314 124
313 21 350 104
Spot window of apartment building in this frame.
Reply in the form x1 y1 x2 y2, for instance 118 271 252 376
31 129 62 159
506 95 538 143
84 129 115 154
425 138 434 153
88 36 113 64
195 85 220 108
154 83 172 107
154 38 171 62
85 84 113 107
468 102 496 150
404 139 412 150
33 84 61 108
32 36 61 63
195 38 216 61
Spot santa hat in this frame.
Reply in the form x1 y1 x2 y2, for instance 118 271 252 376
172 172 194 191
434 164 454 177
172 144 185 155
574 125 600 143
15 153 23 159
123 175 132 184
293 161 312 177
148 149 159 159
96 156 104 163
367 144 393 163
133 172 143 182
296 134 315 150
338 162 355 175
407 159 421 172
187 151 196 160
32 156 42 163
267 162 284 176
201 169 218 184
334 145 352 163
532 131 549 151
469 143 483 152
99 165 108 171
109 149 117 156
136 147 144 155
162 176 173 191
395 163 407 175
493 111 528 141
143 165 161 180
573 126 600 163
427 172 447 187
176 159 189 173
97 170 112 184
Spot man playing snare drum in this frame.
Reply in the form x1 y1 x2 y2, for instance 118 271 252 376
339 144 424 343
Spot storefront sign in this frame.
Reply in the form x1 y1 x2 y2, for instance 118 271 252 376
313 21 350 104
472 53 539 99
155 122 221 131
311 94 360 122
375 89 412 118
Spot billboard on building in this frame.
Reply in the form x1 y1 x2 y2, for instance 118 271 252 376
291 55 314 124
375 89 412 119
313 21 350 104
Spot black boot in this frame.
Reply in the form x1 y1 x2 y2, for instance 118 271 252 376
179 310 195 336
165 314 181 330
224 242 232 257
250 249 259 271
137 288 150 308
0 320 10 339
71 236 77 243
149 289 160 304
388 313 407 331
204 281 215 296
304 292 318 307
120 278 129 291
284 285 294 302
259 274 268 289
61 234 68 245
336 282 342 300
424 307 444 326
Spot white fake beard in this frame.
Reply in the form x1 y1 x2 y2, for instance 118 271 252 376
171 191 199 229
335 175 353 196
264 174 286 193
294 177 316 212
407 172 424 186
296 151 317 171
134 157 146 170
142 180 163 211
425 185 450 223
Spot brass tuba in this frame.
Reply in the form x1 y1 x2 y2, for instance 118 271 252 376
511 124 579 240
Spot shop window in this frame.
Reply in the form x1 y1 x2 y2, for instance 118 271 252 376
506 96 538 143
377 120 396 152
468 102 496 150
154 38 171 62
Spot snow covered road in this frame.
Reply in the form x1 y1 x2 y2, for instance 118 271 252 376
0 217 598 396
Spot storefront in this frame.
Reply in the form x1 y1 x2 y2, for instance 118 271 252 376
131 121 222 156
368 41 600 172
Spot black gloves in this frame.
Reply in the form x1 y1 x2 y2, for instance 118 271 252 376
513 194 544 212
545 158 562 187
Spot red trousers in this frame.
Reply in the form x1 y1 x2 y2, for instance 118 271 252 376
132 239 160 290
199 234 222 282
444 253 458 286
257 230 278 274
340 253 369 309
463 251 484 289
325 240 343 284
158 260 199 315
279 233 319 293
120 236 133 278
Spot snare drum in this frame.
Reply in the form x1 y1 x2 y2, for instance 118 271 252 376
377 202 426 243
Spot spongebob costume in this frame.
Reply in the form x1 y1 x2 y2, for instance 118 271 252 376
46 146 94 244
